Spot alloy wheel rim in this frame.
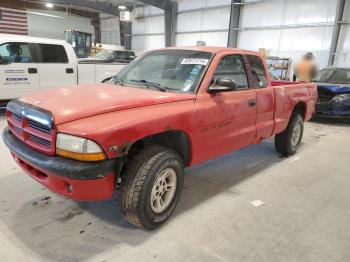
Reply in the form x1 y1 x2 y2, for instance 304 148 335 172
150 167 177 214
291 123 301 147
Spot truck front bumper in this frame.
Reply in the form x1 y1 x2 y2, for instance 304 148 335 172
3 128 119 201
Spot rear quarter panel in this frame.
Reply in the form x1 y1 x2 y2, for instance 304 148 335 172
273 82 317 134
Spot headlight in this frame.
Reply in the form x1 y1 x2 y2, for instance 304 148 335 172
56 133 105 162
332 94 350 103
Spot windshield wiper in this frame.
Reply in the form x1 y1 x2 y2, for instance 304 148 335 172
130 79 166 92
112 76 124 86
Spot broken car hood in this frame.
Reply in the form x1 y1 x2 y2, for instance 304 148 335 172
317 83 350 94
20 84 196 125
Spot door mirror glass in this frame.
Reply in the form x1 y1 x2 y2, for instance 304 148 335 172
208 78 237 93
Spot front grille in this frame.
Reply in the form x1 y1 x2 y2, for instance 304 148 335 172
28 119 51 134
6 101 56 156
28 134 52 147
12 112 23 122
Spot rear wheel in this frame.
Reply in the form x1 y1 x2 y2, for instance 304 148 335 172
120 146 184 230
275 113 304 157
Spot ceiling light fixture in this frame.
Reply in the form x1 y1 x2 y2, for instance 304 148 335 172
45 3 54 8
118 6 127 10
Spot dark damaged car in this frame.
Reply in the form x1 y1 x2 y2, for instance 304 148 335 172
314 67 350 117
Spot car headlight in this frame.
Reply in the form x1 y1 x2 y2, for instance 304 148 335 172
332 94 350 103
56 133 105 162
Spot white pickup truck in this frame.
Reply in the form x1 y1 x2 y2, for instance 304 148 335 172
0 34 127 102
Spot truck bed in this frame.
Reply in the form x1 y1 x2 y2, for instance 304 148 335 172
272 81 318 135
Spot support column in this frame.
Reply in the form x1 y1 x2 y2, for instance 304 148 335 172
164 0 178 47
122 21 132 50
328 0 345 66
227 0 242 48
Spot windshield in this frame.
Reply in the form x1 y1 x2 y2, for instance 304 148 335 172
116 50 213 93
314 69 350 84
96 50 114 60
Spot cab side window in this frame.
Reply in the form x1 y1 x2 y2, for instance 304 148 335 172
213 55 248 90
0 43 33 63
247 55 268 88
125 51 136 61
38 44 68 63
114 51 125 61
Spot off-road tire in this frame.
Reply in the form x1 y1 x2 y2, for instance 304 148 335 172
275 113 304 157
120 146 184 230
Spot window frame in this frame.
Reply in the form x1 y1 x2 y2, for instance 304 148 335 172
244 54 269 89
210 54 250 92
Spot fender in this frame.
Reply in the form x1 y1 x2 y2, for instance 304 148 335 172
56 100 197 164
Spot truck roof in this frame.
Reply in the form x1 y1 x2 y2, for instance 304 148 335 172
0 33 68 46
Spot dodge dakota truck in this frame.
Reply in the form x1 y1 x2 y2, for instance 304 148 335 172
2 47 318 229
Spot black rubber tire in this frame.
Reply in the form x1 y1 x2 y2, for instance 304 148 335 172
275 113 304 157
120 146 184 230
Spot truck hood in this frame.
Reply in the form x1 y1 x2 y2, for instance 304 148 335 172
317 83 350 94
20 84 196 125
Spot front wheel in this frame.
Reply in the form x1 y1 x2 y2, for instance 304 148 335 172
275 113 304 157
120 146 184 230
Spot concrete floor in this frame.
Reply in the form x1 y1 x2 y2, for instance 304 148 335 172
0 116 349 262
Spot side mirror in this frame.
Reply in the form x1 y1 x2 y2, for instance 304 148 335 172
208 78 237 93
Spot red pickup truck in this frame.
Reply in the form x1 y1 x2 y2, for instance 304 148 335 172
3 47 317 229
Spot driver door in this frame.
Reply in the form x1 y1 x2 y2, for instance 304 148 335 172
194 54 257 162
0 42 40 100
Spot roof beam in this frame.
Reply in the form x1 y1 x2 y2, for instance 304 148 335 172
138 0 169 10
27 0 121 16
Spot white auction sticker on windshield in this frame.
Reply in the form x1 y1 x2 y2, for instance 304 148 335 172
181 58 209 65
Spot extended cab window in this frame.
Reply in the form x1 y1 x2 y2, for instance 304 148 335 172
38 44 68 63
247 55 268 88
0 43 33 63
213 55 248 90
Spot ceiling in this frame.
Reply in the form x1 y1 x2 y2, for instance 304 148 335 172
95 0 145 8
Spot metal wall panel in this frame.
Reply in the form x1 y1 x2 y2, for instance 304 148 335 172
239 0 338 71
132 35 165 51
132 6 165 52
176 1 230 47
240 2 285 27
27 9 94 40
100 14 121 45
283 0 336 24
177 8 230 32
133 15 164 35
177 31 228 46
178 0 231 11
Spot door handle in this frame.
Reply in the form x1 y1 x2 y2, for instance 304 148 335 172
66 68 74 74
248 99 256 107
28 68 37 74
